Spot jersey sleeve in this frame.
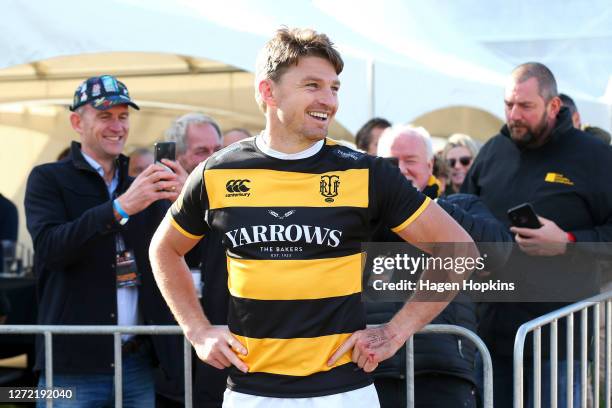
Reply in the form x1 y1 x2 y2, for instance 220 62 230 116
169 161 210 239
371 157 431 233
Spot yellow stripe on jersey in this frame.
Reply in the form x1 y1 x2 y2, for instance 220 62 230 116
170 217 204 240
391 196 431 233
234 333 353 376
228 253 362 300
204 169 369 209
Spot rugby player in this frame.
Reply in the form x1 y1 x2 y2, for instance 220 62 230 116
150 27 477 407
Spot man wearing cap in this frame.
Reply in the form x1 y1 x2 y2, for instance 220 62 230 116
25 75 184 407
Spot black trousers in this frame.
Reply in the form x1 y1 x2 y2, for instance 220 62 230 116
375 374 477 408
193 362 228 408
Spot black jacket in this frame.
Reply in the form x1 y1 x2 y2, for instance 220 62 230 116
25 141 181 375
0 193 18 242
462 107 610 357
0 193 18 316
367 191 512 384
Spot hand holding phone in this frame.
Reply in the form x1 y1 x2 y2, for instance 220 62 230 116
507 203 542 229
154 142 176 172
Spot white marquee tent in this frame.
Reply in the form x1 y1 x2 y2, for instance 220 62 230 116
2 0 611 130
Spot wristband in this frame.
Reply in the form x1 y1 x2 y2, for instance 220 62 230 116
113 199 129 225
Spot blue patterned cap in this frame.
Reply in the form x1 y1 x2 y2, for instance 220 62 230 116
69 75 139 111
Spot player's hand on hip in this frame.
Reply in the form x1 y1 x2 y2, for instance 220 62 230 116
327 325 402 373
193 326 249 373
116 164 180 214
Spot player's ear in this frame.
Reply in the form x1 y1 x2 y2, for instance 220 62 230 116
258 79 276 109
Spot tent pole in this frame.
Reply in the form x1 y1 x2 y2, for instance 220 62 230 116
367 58 375 119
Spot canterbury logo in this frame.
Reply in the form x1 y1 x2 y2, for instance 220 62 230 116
225 179 251 197
544 173 574 186
226 179 251 193
268 210 296 220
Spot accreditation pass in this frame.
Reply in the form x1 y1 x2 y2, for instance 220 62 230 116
0 387 75 402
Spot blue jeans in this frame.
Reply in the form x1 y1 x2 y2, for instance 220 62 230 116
487 353 581 408
37 344 155 408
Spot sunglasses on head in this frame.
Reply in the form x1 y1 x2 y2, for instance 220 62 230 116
447 156 472 167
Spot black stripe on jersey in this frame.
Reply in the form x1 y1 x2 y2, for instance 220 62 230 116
227 293 365 339
227 362 372 398
209 139 371 173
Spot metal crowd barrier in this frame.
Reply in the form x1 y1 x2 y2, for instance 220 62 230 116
514 290 612 408
0 325 189 408
407 324 494 408
0 324 493 408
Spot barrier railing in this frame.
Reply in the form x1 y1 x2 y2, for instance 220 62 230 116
0 325 189 408
514 290 612 408
407 324 494 408
0 324 493 408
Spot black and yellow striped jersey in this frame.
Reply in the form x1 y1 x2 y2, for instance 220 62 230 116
170 137 430 397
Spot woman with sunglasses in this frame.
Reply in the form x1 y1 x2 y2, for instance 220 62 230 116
442 133 480 195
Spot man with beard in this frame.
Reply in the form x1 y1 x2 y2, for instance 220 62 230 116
370 125 511 408
462 62 612 408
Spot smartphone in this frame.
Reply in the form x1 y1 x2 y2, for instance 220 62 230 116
154 142 175 172
154 142 175 163
507 203 542 228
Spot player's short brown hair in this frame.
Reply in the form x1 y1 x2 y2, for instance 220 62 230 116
255 27 344 112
